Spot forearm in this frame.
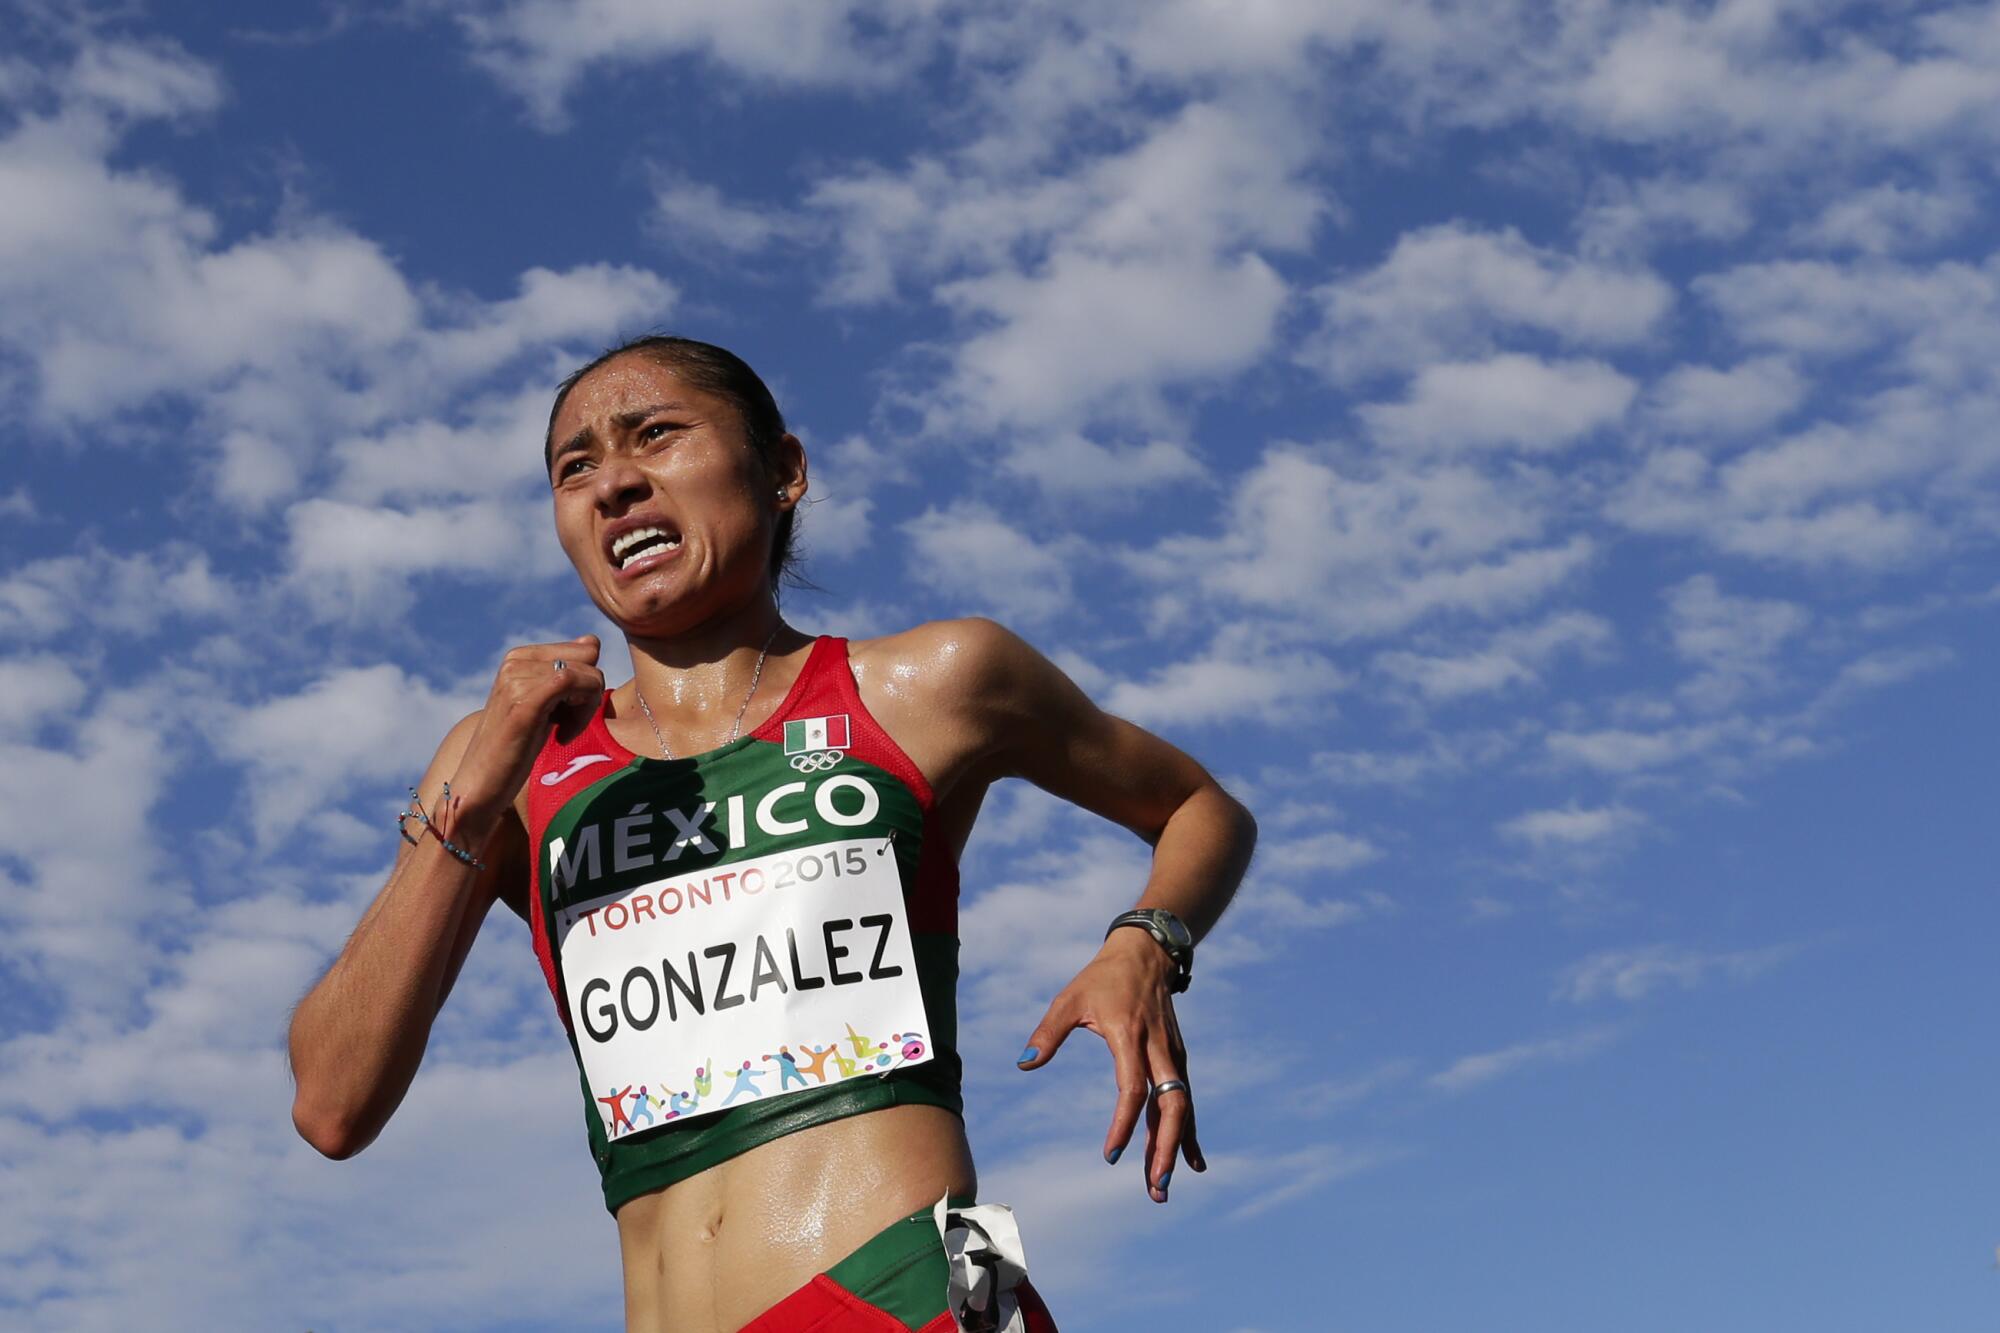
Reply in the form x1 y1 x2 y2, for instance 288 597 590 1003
1129 782 1255 942
1093 782 1254 982
287 835 491 1158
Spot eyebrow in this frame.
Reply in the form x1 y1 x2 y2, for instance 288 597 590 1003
547 401 691 471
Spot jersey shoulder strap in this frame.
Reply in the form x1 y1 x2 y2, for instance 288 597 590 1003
746 635 938 812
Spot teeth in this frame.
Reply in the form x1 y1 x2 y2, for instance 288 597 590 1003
612 526 680 567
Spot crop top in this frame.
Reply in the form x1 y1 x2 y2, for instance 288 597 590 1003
523 635 964 1215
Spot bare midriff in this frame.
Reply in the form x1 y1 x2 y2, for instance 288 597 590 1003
615 1103 976 1333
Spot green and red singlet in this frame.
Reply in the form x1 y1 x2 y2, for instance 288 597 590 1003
524 636 964 1214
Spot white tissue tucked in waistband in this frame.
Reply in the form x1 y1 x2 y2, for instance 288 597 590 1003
932 1194 1030 1333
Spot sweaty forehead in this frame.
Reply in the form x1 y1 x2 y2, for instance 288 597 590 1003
558 355 702 422
547 355 729 464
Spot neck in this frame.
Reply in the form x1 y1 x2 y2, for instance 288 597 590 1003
622 593 806 722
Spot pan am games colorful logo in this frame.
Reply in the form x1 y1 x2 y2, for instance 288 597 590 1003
594 1021 927 1136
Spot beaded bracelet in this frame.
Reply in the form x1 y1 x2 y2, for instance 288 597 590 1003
397 781 486 869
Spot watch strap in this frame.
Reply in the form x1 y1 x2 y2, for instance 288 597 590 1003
1105 909 1193 993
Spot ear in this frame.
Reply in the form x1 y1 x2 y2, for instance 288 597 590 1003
773 432 808 509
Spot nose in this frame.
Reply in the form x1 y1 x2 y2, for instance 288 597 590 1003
591 452 651 512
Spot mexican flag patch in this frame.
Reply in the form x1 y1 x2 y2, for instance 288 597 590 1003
783 714 851 754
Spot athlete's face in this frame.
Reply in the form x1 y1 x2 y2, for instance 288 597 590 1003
547 353 802 635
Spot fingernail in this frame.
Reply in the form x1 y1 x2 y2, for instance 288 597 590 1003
1016 1046 1038 1065
1105 1145 1122 1165
1160 1168 1173 1193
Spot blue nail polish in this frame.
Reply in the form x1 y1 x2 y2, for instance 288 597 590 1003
1159 1169 1173 1194
1106 1145 1122 1165
1017 1046 1038 1065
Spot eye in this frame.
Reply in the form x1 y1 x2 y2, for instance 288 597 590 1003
640 420 684 445
556 455 592 481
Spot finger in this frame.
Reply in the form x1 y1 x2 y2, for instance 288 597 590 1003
1014 998 1078 1071
504 635 601 666
1165 1008 1205 1173
1179 1090 1205 1175
1101 1024 1149 1166
548 665 608 743
1143 1083 1162 1193
1146 1039 1191 1202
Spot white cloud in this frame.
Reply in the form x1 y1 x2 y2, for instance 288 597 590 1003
463 0 930 124
901 504 1078 623
1305 224 1672 382
997 433 1206 499
1802 643 1957 718
935 249 1287 432
651 179 810 256
1645 357 1806 438
327 384 553 504
798 492 874 561
285 497 571 617
819 100 1320 437
1129 448 1592 640
65 39 224 120
211 664 485 844
1662 574 1809 711
1695 256 2000 379
1577 173 1752 257
1361 354 1636 452
1795 179 1976 255
1428 1027 1616 1093
0 654 86 738
1497 803 1644 846
0 545 231 641
1607 440 1943 571
1312 729 1521 788
0 688 176 1015
1375 610 1614 703
1255 829 1381 879
1557 943 1796 1003
1101 628 1349 727
1544 719 1738 774
0 60 671 526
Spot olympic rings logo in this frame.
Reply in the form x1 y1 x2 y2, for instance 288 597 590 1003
788 750 844 773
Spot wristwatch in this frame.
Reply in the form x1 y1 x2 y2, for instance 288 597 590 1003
1105 908 1194 993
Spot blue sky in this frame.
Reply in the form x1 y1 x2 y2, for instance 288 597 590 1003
2 2 1997 1330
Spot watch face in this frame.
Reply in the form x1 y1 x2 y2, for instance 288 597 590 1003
1154 912 1193 949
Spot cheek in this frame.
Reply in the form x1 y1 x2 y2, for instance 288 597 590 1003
552 498 596 564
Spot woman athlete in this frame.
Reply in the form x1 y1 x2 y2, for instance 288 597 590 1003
287 335 1257 1332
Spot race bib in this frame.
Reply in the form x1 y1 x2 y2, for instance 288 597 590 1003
553 834 934 1139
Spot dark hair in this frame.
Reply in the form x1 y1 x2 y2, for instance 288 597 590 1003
546 334 803 586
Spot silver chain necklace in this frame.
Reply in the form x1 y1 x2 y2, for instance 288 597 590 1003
633 624 782 760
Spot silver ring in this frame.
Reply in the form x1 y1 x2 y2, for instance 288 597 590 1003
552 660 567 672
1152 1079 1190 1099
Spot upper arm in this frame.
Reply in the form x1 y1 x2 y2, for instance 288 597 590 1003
946 618 1220 844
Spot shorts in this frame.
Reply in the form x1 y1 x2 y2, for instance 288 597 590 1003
736 1195 1059 1333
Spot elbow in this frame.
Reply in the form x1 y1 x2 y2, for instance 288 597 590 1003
1215 784 1257 847
289 1057 377 1160
292 1096 365 1160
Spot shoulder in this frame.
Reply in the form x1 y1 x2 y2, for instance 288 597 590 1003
845 617 1104 776
845 616 1051 712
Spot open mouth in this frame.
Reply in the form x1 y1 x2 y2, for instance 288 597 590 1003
609 524 682 571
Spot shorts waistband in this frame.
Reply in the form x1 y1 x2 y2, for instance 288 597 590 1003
816 1194 975 1328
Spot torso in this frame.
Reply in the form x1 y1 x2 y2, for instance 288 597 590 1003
502 624 995 1333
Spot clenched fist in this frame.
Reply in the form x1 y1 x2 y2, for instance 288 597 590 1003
445 635 607 845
